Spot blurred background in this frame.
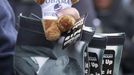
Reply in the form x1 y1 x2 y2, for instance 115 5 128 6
7 0 134 75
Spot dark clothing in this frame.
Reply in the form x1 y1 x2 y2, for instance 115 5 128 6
0 0 17 75
94 0 134 74
9 0 41 22
95 0 134 38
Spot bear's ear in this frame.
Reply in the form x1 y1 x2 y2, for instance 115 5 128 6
71 0 79 5
34 0 45 5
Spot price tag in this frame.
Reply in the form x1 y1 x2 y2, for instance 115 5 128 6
84 50 89 75
102 50 115 75
62 16 86 49
88 52 101 75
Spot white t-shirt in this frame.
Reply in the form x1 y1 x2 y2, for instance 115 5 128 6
41 0 72 19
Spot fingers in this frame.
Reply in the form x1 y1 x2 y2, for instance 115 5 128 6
57 7 80 20
58 15 76 32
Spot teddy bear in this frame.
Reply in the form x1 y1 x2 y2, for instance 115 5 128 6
35 0 80 41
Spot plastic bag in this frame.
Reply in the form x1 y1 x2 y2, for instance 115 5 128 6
14 14 95 75
85 34 107 75
101 33 125 75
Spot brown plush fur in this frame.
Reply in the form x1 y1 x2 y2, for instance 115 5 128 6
42 20 61 41
58 15 76 32
36 0 79 41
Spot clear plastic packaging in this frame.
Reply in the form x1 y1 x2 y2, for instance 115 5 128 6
14 13 95 75
101 33 125 75
86 35 107 75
